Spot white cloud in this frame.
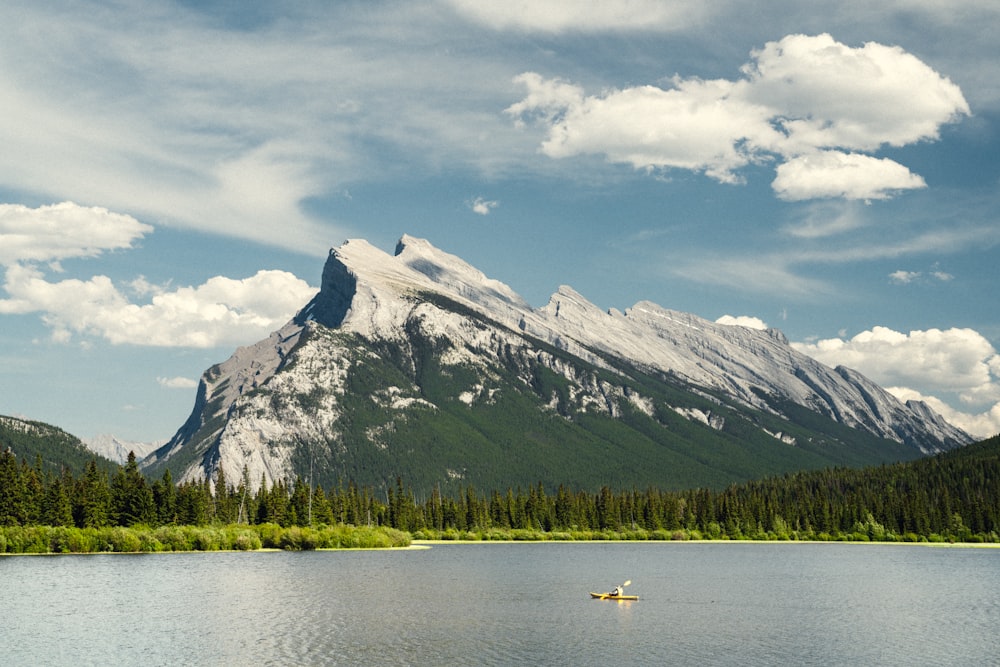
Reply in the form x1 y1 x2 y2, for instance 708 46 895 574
508 74 778 183
885 386 1000 440
792 326 1000 438
740 33 970 152
0 201 316 345
889 268 956 285
157 376 198 389
470 197 499 215
772 152 926 201
508 33 969 201
889 270 922 284
0 202 152 266
446 0 709 33
0 264 316 348
716 314 768 330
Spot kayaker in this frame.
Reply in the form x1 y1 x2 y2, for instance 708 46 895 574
610 584 622 596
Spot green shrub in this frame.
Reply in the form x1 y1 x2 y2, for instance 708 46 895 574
230 529 262 551
254 523 284 549
154 526 195 551
47 526 73 553
66 527 101 553
5 526 50 553
103 527 142 552
137 529 164 552
192 527 223 551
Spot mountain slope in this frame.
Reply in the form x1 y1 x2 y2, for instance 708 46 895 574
143 236 972 494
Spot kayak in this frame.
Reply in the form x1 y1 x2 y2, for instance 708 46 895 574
590 592 639 601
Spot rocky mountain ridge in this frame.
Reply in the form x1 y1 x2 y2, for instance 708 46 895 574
82 434 163 465
142 236 972 493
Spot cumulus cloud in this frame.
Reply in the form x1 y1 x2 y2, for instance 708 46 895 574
0 202 152 266
509 73 778 184
470 197 499 215
716 314 768 330
772 152 926 201
739 34 970 151
508 33 969 201
0 265 316 347
0 202 317 347
885 386 1000 441
446 0 709 33
157 376 198 389
792 326 1000 438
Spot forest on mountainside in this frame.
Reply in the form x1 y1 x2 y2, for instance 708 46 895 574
1 434 997 552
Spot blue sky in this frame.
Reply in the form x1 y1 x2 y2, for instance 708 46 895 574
1 0 998 443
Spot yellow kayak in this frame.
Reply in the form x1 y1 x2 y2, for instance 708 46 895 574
590 592 639 601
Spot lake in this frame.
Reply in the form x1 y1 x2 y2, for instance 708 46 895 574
3 542 998 666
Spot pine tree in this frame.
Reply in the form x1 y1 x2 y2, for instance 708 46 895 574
110 451 156 526
41 471 74 526
152 469 177 525
290 476 311 526
0 448 26 525
22 458 44 524
76 460 111 528
311 485 333 525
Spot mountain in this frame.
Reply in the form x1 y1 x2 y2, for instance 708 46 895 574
82 434 164 465
1 415 117 476
142 236 972 494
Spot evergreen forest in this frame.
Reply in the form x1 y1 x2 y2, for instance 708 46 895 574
2 432 998 552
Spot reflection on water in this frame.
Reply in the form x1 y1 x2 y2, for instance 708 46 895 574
3 543 999 666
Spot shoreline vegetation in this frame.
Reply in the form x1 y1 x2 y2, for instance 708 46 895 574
2 523 998 555
0 523 411 554
2 436 997 554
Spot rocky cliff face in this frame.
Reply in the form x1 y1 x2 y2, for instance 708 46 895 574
143 236 972 492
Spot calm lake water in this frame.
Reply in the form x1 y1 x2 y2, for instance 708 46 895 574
3 542 998 666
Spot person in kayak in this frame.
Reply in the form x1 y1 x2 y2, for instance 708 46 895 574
610 584 623 596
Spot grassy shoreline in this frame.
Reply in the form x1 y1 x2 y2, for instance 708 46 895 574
408 525 999 544
412 538 999 548
0 523 411 554
3 523 996 555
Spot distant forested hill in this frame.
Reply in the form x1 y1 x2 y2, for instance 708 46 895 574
0 416 116 476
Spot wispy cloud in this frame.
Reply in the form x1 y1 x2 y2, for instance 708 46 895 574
0 2 529 254
662 216 993 298
445 0 710 33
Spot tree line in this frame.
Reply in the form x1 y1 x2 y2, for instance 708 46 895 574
2 435 998 543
